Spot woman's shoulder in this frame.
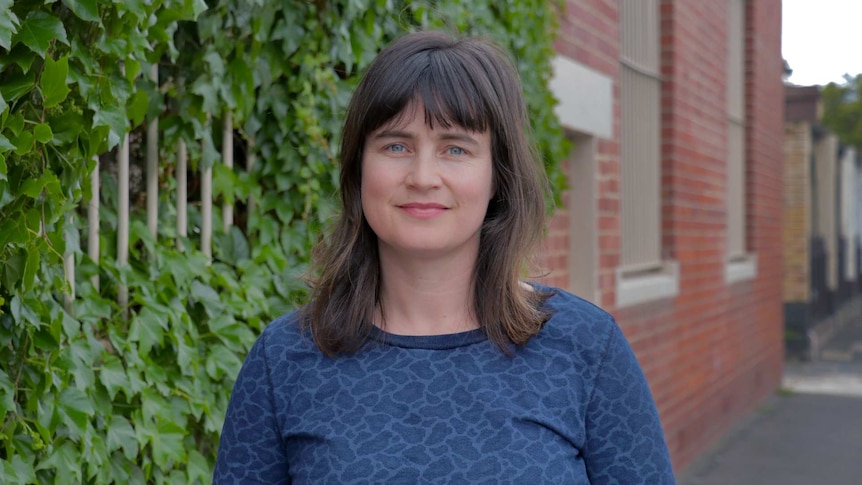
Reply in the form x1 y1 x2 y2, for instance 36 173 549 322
255 308 316 355
530 283 619 355
542 285 612 317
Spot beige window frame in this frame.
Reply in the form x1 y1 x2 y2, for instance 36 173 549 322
617 0 678 307
725 0 758 283
620 0 661 271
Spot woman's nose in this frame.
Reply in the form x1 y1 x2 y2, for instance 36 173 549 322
405 150 442 188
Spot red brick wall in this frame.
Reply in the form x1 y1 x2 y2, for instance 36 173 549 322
544 0 784 473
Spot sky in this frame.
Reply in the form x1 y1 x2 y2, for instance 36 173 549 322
782 0 862 86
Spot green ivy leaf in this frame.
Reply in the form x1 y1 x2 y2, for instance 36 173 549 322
61 0 101 23
2 44 36 72
0 134 13 154
20 172 61 199
13 130 33 155
0 0 20 51
0 69 36 104
68 338 97 389
92 103 127 150
0 368 16 418
191 76 220 114
106 415 138 460
5 111 24 136
215 226 250 264
128 307 167 354
186 450 210 484
58 387 95 433
119 0 147 21
126 90 148 127
99 355 127 400
46 109 84 145
205 348 242 380
0 180 10 211
35 441 81 484
1 249 25 289
150 420 187 469
34 122 53 143
5 454 37 485
191 280 221 308
60 307 79 337
175 337 195 374
13 11 69 58
189 0 209 19
63 212 80 254
40 55 71 108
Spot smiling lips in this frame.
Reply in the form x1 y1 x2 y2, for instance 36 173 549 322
398 202 448 219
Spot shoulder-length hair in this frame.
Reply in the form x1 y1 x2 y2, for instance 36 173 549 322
304 30 552 355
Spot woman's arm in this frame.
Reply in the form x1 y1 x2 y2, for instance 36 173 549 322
583 323 676 484
214 329 290 484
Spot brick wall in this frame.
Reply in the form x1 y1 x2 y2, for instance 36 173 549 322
783 122 811 302
543 0 785 473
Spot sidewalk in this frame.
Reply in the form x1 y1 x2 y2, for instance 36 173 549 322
678 309 862 485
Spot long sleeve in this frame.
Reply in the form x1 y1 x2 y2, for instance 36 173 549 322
214 329 290 484
582 323 676 484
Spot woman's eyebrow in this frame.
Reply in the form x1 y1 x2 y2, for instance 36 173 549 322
437 132 480 147
371 129 413 140
371 129 480 148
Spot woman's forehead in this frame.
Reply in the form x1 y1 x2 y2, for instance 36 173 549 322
373 99 486 135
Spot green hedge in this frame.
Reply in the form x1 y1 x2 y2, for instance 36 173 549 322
0 0 569 482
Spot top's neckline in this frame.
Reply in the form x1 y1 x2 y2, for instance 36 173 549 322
370 326 488 350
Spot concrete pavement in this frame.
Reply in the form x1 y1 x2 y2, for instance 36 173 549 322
679 309 862 485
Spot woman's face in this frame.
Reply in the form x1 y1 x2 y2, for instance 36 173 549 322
360 102 494 261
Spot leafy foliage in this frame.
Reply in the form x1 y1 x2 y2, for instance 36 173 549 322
822 73 862 149
0 0 569 482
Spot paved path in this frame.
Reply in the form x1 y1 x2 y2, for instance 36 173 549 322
679 311 862 485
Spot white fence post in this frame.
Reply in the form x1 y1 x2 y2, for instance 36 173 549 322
118 130 130 319
201 125 213 260
177 139 188 248
222 112 233 233
147 64 159 239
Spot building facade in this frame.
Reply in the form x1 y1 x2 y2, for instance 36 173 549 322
539 0 785 472
783 84 862 358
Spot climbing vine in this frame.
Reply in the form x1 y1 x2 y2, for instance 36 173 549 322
0 0 569 482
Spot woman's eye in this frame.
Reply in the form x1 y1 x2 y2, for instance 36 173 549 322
446 146 466 156
386 143 407 153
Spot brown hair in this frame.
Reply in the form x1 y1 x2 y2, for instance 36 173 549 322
304 31 552 355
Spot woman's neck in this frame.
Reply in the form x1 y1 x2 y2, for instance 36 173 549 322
375 246 479 336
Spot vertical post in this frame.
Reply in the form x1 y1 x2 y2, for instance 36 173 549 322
201 125 213 260
118 129 130 319
88 155 100 291
177 139 188 243
146 63 159 239
63 212 75 313
222 112 233 233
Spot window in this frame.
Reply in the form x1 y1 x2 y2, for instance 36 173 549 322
725 0 757 283
620 0 661 272
617 0 678 307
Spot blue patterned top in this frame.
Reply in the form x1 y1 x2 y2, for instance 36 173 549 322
214 287 675 484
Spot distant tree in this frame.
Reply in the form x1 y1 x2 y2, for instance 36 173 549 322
821 74 862 148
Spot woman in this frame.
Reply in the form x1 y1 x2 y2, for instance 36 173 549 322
215 31 675 484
